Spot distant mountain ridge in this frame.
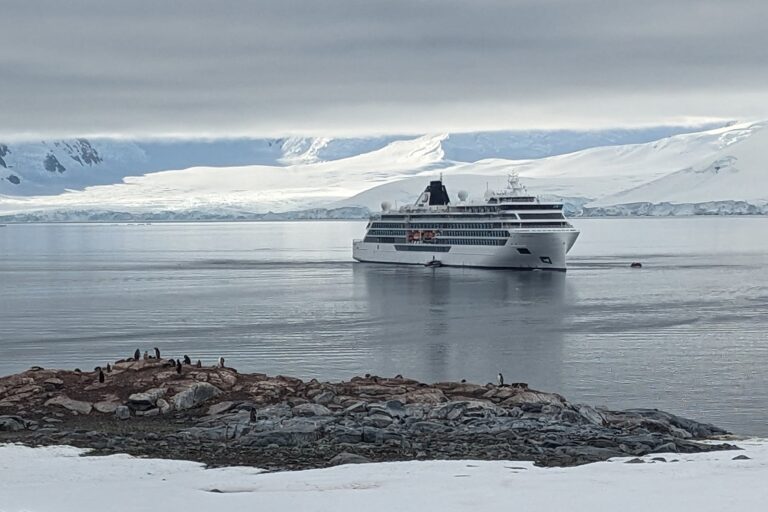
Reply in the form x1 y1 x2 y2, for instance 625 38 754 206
3 121 767 221
0 124 721 196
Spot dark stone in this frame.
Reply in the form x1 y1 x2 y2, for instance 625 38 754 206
0 415 27 431
329 452 372 466
43 153 66 173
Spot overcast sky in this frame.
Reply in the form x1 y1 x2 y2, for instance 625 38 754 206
1 0 767 138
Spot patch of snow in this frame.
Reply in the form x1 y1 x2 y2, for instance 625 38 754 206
1 440 767 511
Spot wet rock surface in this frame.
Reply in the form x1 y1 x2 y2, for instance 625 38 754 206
0 360 737 471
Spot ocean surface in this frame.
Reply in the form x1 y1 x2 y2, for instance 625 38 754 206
1 218 767 435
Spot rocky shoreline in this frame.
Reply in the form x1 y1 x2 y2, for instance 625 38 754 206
0 357 738 470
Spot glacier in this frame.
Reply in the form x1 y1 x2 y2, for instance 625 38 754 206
1 121 766 221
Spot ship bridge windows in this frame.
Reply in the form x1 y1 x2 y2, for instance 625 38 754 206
410 222 502 229
517 222 572 228
499 204 563 210
370 222 406 228
518 213 565 220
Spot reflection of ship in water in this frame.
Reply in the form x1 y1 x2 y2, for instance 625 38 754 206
353 264 571 389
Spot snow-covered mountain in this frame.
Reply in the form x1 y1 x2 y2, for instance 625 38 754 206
1 121 765 221
0 125 718 196
338 121 768 216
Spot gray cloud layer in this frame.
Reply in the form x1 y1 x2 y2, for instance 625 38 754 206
1 0 767 137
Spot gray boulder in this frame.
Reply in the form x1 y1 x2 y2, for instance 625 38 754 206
127 388 167 411
364 413 394 428
93 401 119 414
115 405 131 420
577 405 606 426
0 415 27 431
293 403 332 417
171 383 222 410
243 425 321 447
44 395 92 415
312 390 336 405
206 401 237 416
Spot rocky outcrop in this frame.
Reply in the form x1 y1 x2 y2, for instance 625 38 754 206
0 361 736 471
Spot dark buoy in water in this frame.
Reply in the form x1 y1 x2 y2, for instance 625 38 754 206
630 262 643 269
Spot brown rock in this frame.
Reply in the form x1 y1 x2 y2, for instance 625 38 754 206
404 388 447 404
500 390 566 407
43 378 64 391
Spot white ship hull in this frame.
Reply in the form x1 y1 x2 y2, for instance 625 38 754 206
353 229 579 271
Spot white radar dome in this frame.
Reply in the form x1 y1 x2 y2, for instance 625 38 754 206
457 190 469 201
381 201 392 211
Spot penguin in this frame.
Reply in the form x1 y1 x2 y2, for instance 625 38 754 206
195 360 202 368
497 372 504 387
461 379 467 383
143 351 149 360
74 368 81 373
98 369 105 383
106 363 112 373
218 356 225 368
176 360 182 374
134 349 141 361
183 355 191 365
154 347 161 359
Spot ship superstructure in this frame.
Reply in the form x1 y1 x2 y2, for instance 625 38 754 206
352 174 579 270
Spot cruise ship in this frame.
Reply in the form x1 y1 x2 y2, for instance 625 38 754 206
352 175 579 270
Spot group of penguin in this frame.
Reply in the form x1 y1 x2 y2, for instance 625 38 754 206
94 347 226 383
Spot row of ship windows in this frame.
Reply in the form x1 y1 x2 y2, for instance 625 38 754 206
369 222 570 231
519 222 572 228
367 229 509 238
435 238 507 246
519 213 564 220
363 236 506 246
370 222 503 229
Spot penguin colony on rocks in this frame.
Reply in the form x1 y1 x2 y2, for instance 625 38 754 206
89 348 231 384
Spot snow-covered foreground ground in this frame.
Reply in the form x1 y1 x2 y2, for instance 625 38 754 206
1 440 766 512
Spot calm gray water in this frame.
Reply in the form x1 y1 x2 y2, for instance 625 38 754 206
1 218 767 435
